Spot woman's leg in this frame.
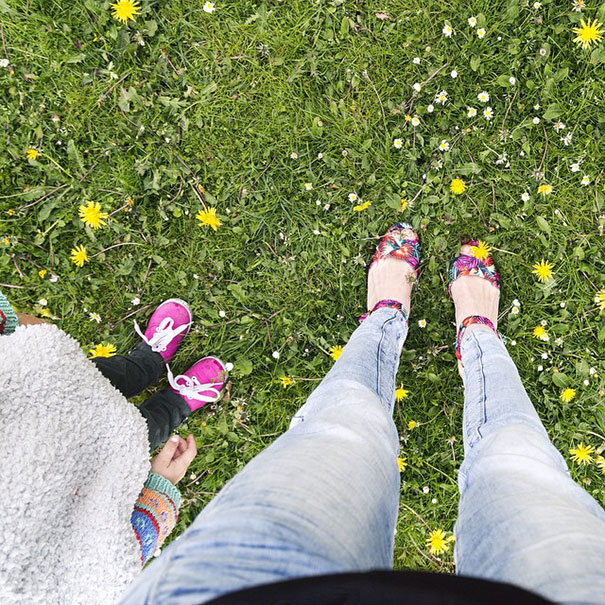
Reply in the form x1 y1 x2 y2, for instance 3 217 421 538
120 307 407 604
452 250 605 603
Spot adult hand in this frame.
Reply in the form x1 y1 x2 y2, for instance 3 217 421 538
150 434 198 485
16 313 48 326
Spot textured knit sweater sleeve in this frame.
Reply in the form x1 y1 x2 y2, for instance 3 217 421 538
0 290 19 335
131 472 182 566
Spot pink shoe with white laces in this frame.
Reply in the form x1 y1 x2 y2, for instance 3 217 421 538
134 298 192 363
167 357 227 412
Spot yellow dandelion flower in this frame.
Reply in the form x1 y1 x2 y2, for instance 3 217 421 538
125 197 134 212
408 420 417 430
330 345 344 361
1 237 10 247
26 148 39 160
38 269 47 278
569 442 594 465
573 18 604 49
471 240 490 261
450 178 466 195
399 198 408 212
6 208 15 216
280 376 293 388
196 207 221 231
353 201 372 212
561 388 576 403
532 260 553 282
79 201 108 229
596 455 605 474
427 529 454 556
596 290 605 311
89 343 117 358
533 325 546 339
397 456 407 472
395 387 409 402
70 245 88 267
537 184 553 195
404 114 412 122
111 0 141 23
39 308 53 318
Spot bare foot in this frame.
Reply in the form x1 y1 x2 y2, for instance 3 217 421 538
450 244 500 376
367 256 415 316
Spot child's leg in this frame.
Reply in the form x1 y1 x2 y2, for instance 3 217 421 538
139 390 191 451
93 342 164 398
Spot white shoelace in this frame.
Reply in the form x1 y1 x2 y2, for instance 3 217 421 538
166 365 222 403
134 317 189 353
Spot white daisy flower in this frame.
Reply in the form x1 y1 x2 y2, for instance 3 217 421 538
513 299 521 307
467 106 477 117
442 23 453 37
413 82 422 92
553 121 565 132
477 28 486 38
468 16 477 27
272 351 280 359
413 57 421 64
393 138 403 149
411 116 420 127
89 312 101 323
561 133 572 146
477 91 489 103
304 182 313 190
570 162 580 173
427 104 434 113
219 310 226 318
435 90 448 105
348 193 358 202
572 0 585 12
418 319 427 328
203 2 215 13
581 175 590 186
450 69 458 78
509 76 516 85
511 306 520 315
38 298 47 306
483 107 494 120
532 117 540 124
438 140 450 152
521 192 530 202
533 1 542 8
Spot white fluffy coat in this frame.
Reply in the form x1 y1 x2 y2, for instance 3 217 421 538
0 325 150 604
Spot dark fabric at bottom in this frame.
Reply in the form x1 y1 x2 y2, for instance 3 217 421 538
93 342 190 451
207 571 553 605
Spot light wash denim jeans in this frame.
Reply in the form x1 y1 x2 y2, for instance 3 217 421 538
121 309 605 605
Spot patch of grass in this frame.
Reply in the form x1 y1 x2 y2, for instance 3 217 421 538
1 0 604 572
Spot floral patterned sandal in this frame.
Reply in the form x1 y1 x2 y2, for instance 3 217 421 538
448 240 500 362
359 222 421 323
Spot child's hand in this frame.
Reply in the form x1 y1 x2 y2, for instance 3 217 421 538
150 434 198 485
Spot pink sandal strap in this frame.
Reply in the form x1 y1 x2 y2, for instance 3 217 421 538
369 222 421 279
359 299 408 323
455 315 498 360
448 240 500 298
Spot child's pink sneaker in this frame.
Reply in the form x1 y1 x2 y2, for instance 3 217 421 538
167 357 227 412
134 298 192 363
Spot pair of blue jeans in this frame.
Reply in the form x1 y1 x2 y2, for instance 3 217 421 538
121 308 605 604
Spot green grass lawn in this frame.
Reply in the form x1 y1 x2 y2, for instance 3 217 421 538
1 0 605 571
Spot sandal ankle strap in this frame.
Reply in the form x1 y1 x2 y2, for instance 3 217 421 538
359 299 409 323
456 315 498 360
